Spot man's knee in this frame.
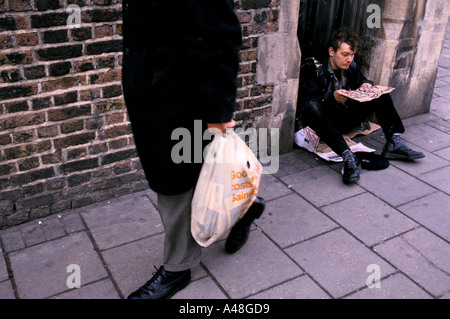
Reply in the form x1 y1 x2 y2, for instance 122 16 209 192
303 101 323 117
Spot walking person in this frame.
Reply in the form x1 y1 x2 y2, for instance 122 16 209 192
121 0 265 299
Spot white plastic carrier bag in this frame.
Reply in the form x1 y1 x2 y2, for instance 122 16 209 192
191 129 262 247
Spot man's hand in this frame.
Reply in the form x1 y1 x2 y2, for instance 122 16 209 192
334 89 349 104
360 83 373 89
207 120 236 134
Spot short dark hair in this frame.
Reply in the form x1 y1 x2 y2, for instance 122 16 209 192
328 28 360 52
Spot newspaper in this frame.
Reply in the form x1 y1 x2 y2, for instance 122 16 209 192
340 85 395 102
294 123 380 162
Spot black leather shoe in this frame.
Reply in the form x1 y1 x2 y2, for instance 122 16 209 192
127 266 190 299
341 149 361 184
382 135 425 161
225 197 265 254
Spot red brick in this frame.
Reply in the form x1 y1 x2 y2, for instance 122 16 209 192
0 34 13 49
0 112 45 131
104 124 131 139
9 0 32 12
106 112 125 125
18 157 40 171
54 132 96 149
16 32 39 46
0 83 37 100
47 104 91 122
0 133 12 145
41 75 86 93
13 129 35 143
0 51 33 65
95 24 114 38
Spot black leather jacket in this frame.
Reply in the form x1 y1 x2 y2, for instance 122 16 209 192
298 57 374 110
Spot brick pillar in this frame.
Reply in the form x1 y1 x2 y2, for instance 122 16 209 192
235 0 301 154
365 0 450 119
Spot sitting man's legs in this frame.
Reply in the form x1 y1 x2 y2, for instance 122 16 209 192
302 102 361 183
347 94 424 161
302 96 424 184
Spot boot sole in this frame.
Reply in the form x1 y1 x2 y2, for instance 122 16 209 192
343 175 360 184
341 165 361 184
382 152 425 161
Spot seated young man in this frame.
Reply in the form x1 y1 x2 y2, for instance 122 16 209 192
297 28 424 183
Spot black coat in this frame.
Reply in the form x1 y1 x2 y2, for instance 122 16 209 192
298 56 374 111
122 0 242 195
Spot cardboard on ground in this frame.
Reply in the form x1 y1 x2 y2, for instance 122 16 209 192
294 122 380 162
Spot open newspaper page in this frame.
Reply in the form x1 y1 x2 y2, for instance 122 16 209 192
340 85 395 102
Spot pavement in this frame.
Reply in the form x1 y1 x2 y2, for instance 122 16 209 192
1 39 450 302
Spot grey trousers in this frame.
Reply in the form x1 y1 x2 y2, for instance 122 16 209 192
157 188 202 272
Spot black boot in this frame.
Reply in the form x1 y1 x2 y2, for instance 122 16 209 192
382 134 425 161
225 197 265 254
341 149 361 184
127 266 190 299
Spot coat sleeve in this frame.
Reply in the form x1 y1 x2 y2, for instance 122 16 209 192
299 60 336 109
180 0 243 123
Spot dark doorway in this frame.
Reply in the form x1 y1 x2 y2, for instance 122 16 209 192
297 0 375 67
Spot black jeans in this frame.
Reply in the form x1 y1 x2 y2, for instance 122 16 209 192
302 94 405 156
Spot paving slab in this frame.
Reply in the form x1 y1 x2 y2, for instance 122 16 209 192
373 227 450 297
0 248 8 282
280 165 365 207
0 280 15 299
0 228 25 253
434 146 450 160
346 273 432 299
172 276 228 299
273 148 325 178
81 191 163 250
255 193 337 248
9 232 107 299
426 118 450 134
397 191 450 242
357 166 436 207
433 85 450 100
201 230 303 299
402 123 450 152
386 146 449 176
285 228 396 298
419 165 450 194
52 279 120 299
322 193 418 246
248 275 330 299
258 174 294 202
436 66 450 77
101 234 165 297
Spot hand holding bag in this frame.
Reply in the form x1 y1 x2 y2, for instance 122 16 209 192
191 130 262 247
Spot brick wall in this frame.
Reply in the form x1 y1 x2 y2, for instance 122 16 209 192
234 0 279 125
0 0 141 229
0 0 282 229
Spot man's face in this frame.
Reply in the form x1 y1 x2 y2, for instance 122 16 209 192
329 42 355 70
